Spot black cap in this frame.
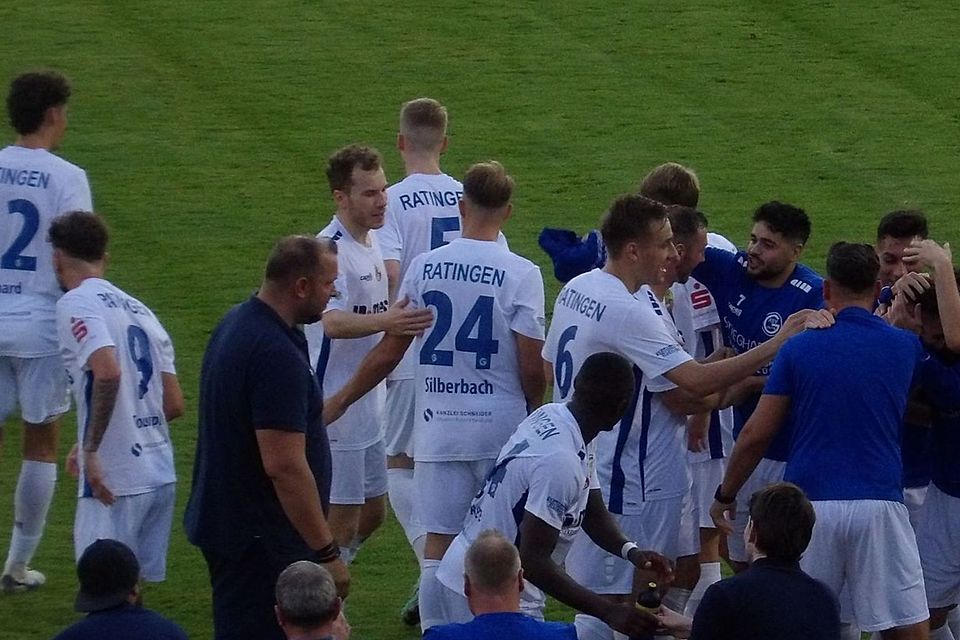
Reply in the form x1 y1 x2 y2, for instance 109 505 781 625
74 539 140 613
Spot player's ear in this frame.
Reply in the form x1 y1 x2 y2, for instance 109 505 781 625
517 568 524 593
439 135 449 154
502 202 513 223
791 242 804 261
463 574 472 599
396 133 405 152
822 279 833 304
872 279 881 301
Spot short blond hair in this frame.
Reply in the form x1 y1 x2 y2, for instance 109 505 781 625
463 160 514 211
464 530 520 595
400 98 448 152
639 162 700 207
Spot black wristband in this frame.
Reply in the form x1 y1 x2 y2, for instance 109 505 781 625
312 541 341 564
714 484 735 505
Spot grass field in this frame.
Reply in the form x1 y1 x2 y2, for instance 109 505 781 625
2 2 959 638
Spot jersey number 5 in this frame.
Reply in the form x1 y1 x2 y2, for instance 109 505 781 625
420 291 500 369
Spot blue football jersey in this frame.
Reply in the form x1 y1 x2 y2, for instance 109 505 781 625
692 248 824 461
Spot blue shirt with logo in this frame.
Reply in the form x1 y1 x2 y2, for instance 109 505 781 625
692 248 824 461
766 307 922 501
915 351 960 498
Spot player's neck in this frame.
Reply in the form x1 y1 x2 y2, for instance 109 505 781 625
14 131 56 151
256 286 298 327
568 400 603 444
468 595 520 616
403 152 442 176
334 212 371 246
603 261 643 294
63 266 104 291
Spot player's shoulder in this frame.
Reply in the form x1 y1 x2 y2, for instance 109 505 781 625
316 216 343 242
788 263 824 294
0 146 85 176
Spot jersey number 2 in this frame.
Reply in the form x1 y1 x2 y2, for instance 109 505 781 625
1 199 40 271
420 292 500 369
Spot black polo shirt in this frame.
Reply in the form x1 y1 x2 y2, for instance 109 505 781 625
184 296 330 558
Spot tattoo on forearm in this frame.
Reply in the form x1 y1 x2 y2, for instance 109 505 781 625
83 378 120 451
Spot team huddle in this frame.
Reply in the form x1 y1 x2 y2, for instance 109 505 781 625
1 69 959 640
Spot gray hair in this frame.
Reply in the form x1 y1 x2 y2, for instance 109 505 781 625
275 561 339 628
464 530 521 594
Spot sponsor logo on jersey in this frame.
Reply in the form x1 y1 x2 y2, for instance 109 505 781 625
655 344 682 358
134 414 162 429
71 317 88 342
130 443 143 457
0 282 23 294
423 408 434 422
424 376 495 395
690 284 713 310
790 278 813 293
762 312 783 337
546 496 567 520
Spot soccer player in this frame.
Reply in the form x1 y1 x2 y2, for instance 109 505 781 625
434 353 670 638
49 212 183 580
542 194 820 640
306 145 432 564
0 70 92 592
324 160 546 632
690 201 823 572
876 210 928 290
376 98 462 576
711 242 929 640
906 238 960 354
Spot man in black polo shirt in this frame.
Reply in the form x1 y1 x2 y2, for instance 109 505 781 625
184 235 348 640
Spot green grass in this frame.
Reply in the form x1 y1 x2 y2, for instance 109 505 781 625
2 2 959 638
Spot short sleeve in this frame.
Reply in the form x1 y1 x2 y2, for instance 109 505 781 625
692 247 739 294
323 270 350 314
249 341 313 432
525 452 584 530
378 200 403 262
154 322 176 374
509 265 546 340
398 255 424 309
617 302 693 381
59 169 93 213
56 294 115 368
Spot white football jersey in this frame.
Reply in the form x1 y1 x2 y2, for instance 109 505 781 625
671 232 737 461
380 173 463 381
436 402 598 612
399 237 545 461
305 217 388 450
0 146 92 356
56 278 175 497
591 287 689 511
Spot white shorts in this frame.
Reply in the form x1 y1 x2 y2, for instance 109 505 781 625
691 457 725 529
726 457 785 563
904 484 929 532
329 439 388 505
0 355 69 424
916 485 960 609
801 499 928 633
74 483 175 582
676 479 701 558
414 459 495 534
384 379 415 458
565 498 682 595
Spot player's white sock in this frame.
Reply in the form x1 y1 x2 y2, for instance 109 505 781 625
411 533 426 566
575 613 614 640
948 607 960 640
387 468 425 547
3 461 56 576
685 562 722 617
418 559 445 632
930 624 956 640
339 546 355 565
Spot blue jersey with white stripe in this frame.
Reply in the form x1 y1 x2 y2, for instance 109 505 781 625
692 248 823 461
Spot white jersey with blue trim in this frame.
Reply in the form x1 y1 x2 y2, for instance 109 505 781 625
380 173 463 381
399 237 545 461
435 402 598 610
590 287 689 511
56 278 175 497
305 216 388 450
1 145 92 356
671 232 736 461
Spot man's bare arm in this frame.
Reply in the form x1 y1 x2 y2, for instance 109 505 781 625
385 259 401 304
82 346 122 505
322 298 433 339
162 372 184 421
323 333 411 425
515 333 546 412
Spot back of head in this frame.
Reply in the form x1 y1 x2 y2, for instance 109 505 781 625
400 98 448 153
666 205 708 245
7 70 71 135
462 160 514 212
325 144 382 193
748 482 815 562
275 561 339 629
876 210 928 242
48 211 108 262
600 194 668 258
263 235 337 286
826 241 879 296
753 201 811 245
573 352 636 421
74 539 140 613
464 530 521 596
639 162 700 207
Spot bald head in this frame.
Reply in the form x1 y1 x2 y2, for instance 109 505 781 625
464 530 521 596
263 235 337 286
275 561 340 629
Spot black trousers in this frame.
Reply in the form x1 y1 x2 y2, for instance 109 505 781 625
202 538 309 640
